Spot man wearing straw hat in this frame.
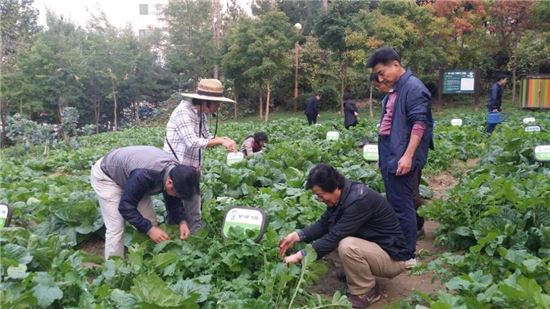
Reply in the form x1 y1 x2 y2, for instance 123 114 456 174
164 79 237 234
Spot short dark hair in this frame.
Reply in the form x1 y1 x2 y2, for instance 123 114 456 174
169 165 200 200
496 73 508 82
343 92 353 101
306 164 346 192
366 47 401 68
254 131 268 144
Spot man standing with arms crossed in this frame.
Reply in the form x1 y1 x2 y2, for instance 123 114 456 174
164 79 237 234
367 48 434 267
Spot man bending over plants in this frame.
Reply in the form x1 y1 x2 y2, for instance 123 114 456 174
278 164 409 308
91 146 199 259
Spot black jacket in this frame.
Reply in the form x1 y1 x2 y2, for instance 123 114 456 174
304 96 319 116
487 82 503 112
343 99 358 127
118 169 186 233
300 180 409 261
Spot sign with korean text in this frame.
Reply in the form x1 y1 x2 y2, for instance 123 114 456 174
443 70 475 94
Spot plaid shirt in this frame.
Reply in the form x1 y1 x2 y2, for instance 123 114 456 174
164 100 212 168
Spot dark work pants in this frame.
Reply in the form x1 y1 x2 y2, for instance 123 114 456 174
486 123 497 134
379 136 417 259
306 114 317 125
411 167 424 231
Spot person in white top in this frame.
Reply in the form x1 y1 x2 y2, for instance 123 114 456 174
164 79 237 233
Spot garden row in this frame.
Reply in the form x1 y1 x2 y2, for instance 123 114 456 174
1 111 548 308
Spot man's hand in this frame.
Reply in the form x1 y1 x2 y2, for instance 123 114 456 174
221 137 237 152
278 231 300 257
284 251 303 265
179 221 190 240
147 226 170 243
396 154 413 176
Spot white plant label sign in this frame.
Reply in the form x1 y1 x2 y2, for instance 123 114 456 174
227 152 244 165
534 145 550 162
451 118 463 127
326 131 340 140
363 144 379 162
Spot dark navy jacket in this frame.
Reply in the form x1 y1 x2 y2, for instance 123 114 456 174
100 146 187 234
487 82 503 112
304 96 319 116
378 70 433 173
299 180 409 261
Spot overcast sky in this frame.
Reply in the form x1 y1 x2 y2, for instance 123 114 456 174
32 0 252 28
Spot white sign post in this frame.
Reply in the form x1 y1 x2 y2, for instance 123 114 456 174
326 131 340 140
451 119 463 127
363 144 379 162
534 145 550 162
525 125 541 133
227 152 245 165
523 117 536 124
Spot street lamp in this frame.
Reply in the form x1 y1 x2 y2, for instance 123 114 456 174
293 23 302 112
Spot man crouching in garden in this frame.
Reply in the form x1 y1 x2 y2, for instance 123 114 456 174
278 164 409 308
91 146 200 259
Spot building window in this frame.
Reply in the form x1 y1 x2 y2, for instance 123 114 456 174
139 4 148 15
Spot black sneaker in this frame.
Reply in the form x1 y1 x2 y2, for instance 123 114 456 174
346 283 381 308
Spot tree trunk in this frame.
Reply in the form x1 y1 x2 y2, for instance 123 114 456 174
293 41 300 112
322 0 328 14
437 68 444 112
340 61 347 115
0 98 7 148
94 98 100 133
112 85 118 131
211 0 221 79
265 79 271 122
512 61 517 106
474 69 481 112
369 83 373 118
258 80 263 120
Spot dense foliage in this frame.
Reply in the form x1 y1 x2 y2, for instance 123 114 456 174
2 0 550 143
1 109 549 307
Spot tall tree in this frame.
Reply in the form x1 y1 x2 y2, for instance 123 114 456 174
223 12 294 121
488 0 534 103
314 1 369 113
164 0 215 90
0 0 40 147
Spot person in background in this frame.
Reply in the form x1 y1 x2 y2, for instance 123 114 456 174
371 73 426 239
241 131 268 157
343 92 359 129
304 93 320 125
279 164 409 308
90 146 200 259
164 79 237 234
367 47 434 267
486 73 508 134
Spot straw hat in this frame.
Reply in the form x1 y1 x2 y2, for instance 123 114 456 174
182 79 235 103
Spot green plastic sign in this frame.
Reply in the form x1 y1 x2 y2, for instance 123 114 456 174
222 206 267 241
443 70 475 94
534 145 550 162
363 144 379 162
0 204 13 227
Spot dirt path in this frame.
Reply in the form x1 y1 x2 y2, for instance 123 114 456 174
310 170 460 307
